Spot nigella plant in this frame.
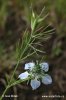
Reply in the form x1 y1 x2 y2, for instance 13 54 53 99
19 62 52 90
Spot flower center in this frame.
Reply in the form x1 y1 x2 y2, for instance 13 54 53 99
31 64 42 74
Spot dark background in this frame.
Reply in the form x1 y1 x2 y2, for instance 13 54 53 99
0 0 66 100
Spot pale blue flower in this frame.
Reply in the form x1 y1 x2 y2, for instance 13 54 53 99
24 62 35 70
18 61 52 90
42 74 52 85
40 62 49 72
18 71 29 79
30 79 41 90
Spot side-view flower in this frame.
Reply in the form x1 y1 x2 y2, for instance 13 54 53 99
18 62 52 90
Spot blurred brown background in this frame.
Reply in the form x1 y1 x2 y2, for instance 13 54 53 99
0 0 66 100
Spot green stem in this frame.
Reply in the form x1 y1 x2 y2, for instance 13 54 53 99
0 86 9 100
0 33 32 100
10 33 32 83
9 60 20 83
0 77 31 100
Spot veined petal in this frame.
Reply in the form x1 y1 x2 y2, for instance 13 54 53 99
30 79 41 90
42 74 52 85
40 62 49 72
18 71 29 79
24 62 35 70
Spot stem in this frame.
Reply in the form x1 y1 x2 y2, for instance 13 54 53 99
0 77 31 100
0 7 38 99
0 33 32 100
0 86 9 100
10 34 32 83
10 60 20 83
20 51 36 62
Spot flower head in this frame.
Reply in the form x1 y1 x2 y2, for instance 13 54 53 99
18 61 52 90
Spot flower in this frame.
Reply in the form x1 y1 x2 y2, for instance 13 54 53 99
18 71 29 79
18 62 52 90
40 62 49 72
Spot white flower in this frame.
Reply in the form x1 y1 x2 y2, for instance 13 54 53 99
42 74 52 85
40 62 49 72
24 62 35 70
18 61 52 90
30 79 41 90
18 71 29 79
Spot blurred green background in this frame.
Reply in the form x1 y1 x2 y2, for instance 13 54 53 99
0 0 66 100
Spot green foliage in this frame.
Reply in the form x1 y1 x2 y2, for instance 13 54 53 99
16 8 54 62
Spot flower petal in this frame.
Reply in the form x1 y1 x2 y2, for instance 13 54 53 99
42 74 52 85
24 62 35 70
30 79 41 90
18 71 29 79
40 62 49 72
